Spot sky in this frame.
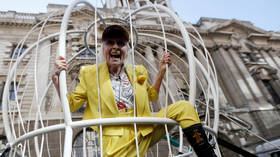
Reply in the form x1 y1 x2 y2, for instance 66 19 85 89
171 0 279 32
0 0 279 32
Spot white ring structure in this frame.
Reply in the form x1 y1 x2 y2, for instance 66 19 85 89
2 0 222 156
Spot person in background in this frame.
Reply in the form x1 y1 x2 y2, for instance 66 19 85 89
52 25 217 157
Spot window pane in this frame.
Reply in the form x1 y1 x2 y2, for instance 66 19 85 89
9 83 17 100
12 46 26 59
262 80 280 105
79 48 96 58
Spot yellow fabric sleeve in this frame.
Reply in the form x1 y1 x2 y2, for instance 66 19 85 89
67 67 88 112
136 65 159 101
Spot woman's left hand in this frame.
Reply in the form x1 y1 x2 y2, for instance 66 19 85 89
152 52 172 93
159 52 172 73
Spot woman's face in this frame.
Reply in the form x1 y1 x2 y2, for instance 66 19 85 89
103 38 128 68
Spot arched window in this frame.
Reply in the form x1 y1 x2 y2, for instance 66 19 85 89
78 48 96 58
250 65 280 105
11 44 27 59
0 82 18 110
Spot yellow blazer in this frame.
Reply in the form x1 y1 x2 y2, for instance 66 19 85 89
67 62 158 136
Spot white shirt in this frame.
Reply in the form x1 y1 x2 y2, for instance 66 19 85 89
110 72 134 110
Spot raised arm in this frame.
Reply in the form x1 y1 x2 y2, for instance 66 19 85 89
152 52 172 93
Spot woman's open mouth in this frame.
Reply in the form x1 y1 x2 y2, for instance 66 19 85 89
110 53 121 58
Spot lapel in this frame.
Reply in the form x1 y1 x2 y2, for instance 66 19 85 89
125 64 138 95
99 63 119 116
125 65 141 116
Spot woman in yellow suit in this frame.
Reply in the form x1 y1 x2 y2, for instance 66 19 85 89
52 25 216 157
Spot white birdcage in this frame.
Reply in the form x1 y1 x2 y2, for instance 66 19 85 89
1 0 221 156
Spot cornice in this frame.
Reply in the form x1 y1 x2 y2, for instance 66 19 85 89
206 42 242 52
200 17 266 34
0 22 34 27
247 33 280 41
247 33 270 39
0 11 38 26
245 41 274 51
202 30 233 37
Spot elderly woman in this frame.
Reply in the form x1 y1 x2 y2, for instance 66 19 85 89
52 25 216 157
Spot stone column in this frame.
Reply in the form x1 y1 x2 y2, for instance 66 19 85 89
228 48 272 138
268 49 280 96
260 49 280 78
229 48 269 106
268 49 280 69
212 47 247 107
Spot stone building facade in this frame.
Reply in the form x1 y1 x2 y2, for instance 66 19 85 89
0 0 279 156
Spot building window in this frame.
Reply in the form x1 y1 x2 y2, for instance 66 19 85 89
9 82 18 101
240 52 259 63
247 53 259 62
11 45 27 59
262 80 280 105
73 128 100 157
178 88 188 100
0 84 4 110
0 82 18 110
0 135 8 155
78 48 96 58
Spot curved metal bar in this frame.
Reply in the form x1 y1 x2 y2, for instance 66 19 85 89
125 4 196 107
3 2 222 156
2 30 84 144
151 2 172 155
139 33 219 150
136 42 208 109
71 117 178 128
93 2 104 155
124 0 141 156
83 5 106 56
134 50 176 103
136 43 186 100
138 33 219 132
84 17 139 54
11 117 178 147
10 116 219 151
187 31 220 132
11 124 66 147
57 0 107 156
138 32 219 99
33 12 56 157
5 20 48 143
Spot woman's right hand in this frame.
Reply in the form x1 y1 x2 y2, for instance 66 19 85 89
52 56 67 90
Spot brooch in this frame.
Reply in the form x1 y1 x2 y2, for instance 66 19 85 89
137 72 147 84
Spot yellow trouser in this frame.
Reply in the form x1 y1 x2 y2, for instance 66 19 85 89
102 100 200 157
